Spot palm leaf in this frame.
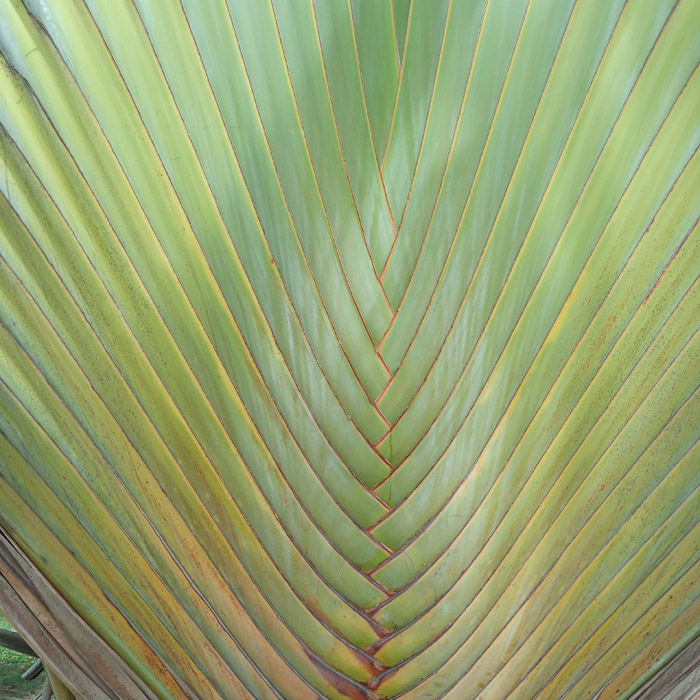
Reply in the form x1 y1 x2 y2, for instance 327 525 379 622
0 0 699 698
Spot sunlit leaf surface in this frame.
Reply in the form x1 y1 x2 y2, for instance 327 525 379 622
0 1 699 698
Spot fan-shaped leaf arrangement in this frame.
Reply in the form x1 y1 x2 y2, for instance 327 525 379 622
1 1 699 699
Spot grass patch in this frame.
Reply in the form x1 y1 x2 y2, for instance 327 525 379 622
0 613 44 700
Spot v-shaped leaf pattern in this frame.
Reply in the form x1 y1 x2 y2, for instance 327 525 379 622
1 0 699 699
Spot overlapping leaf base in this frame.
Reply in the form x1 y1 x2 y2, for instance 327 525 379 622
1 1 699 698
